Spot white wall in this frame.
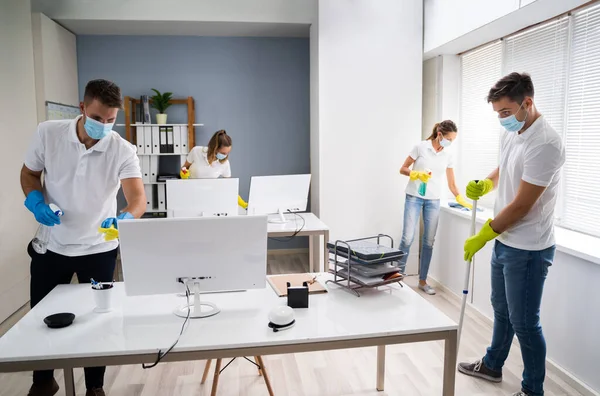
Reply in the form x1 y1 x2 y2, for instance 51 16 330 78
430 208 600 393
313 0 423 247
32 0 316 24
31 13 79 123
424 0 590 59
0 0 40 323
422 57 440 139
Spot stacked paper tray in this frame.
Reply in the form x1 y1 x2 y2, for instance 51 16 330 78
328 246 405 266
327 240 404 262
329 256 401 277
330 268 404 287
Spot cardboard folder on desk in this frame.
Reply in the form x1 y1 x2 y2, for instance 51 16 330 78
267 273 327 297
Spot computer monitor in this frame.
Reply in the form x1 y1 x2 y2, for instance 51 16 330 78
166 178 239 218
118 216 268 318
247 174 311 223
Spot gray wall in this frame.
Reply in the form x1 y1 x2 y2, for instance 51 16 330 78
77 35 310 249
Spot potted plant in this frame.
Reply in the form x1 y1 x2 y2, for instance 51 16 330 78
150 88 173 124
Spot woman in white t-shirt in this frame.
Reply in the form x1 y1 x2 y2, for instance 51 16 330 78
398 120 470 295
182 130 232 179
180 130 248 208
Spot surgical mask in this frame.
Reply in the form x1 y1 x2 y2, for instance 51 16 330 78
216 152 228 160
499 102 528 133
439 136 452 148
84 114 114 140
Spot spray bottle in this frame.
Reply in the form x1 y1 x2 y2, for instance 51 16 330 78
418 168 432 197
32 204 63 254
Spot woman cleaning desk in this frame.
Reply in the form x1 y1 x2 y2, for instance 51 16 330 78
180 129 248 208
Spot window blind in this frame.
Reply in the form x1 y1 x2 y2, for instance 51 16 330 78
458 42 503 208
503 16 570 135
560 4 600 237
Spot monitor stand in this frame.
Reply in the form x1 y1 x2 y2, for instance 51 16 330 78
268 208 289 224
174 279 220 319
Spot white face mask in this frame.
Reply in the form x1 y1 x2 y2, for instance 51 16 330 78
439 135 452 148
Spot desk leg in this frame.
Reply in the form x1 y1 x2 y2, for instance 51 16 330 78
377 345 385 391
443 330 458 396
64 367 76 396
323 231 329 273
309 235 315 273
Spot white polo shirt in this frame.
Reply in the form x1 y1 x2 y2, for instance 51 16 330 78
24 116 142 257
187 146 231 179
495 116 565 251
405 140 454 200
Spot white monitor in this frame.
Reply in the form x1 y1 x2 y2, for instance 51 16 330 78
247 174 311 223
118 216 268 318
166 178 239 218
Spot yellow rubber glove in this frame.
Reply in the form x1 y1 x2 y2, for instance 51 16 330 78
464 219 499 261
466 179 494 201
180 167 190 179
238 195 248 209
98 225 119 241
409 170 432 183
456 194 473 210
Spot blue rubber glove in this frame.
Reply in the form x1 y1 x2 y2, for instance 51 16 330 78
24 190 61 226
101 212 134 230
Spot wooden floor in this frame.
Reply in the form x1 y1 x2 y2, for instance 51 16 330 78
0 253 581 396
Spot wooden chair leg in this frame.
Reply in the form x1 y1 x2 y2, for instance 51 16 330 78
210 359 222 396
256 356 274 396
254 356 263 376
201 359 212 384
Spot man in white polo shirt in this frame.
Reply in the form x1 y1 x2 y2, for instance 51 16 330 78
20 79 145 396
457 73 565 396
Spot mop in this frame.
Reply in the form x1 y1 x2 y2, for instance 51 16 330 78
457 198 478 350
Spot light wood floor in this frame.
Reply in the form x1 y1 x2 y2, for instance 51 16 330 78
0 253 581 396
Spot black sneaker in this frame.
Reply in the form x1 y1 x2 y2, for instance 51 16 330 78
457 359 502 383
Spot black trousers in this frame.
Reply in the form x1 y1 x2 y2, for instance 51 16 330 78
28 242 117 389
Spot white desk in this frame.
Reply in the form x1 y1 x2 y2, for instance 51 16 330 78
266 213 329 273
0 276 458 395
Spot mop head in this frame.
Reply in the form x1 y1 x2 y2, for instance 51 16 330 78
98 225 119 241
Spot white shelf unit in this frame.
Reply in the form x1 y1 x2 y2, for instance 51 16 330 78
117 123 204 127
135 125 195 214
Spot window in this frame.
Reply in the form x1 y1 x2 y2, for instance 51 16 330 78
458 3 600 237
561 4 600 237
458 41 503 208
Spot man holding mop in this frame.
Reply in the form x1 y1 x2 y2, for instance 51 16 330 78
457 72 565 396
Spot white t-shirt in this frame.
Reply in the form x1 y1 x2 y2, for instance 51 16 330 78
24 116 142 257
495 116 565 251
187 146 231 179
405 140 454 200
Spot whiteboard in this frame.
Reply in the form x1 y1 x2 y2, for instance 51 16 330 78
46 101 80 121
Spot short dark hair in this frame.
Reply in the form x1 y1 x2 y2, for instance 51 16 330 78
487 72 534 103
84 79 123 109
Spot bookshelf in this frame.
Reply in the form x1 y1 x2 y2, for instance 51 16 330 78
122 96 202 214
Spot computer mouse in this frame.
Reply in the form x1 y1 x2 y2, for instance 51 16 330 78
44 313 75 329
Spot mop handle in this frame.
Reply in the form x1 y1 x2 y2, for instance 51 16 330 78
457 197 478 349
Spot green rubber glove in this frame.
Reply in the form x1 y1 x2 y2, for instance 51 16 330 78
464 219 499 261
466 179 494 201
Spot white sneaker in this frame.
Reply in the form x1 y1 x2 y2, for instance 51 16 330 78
418 284 436 295
511 392 527 396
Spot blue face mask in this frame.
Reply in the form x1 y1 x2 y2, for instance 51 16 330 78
84 115 114 140
216 152 228 160
499 102 528 133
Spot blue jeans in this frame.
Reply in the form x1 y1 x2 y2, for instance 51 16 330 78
483 241 554 396
398 194 440 281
